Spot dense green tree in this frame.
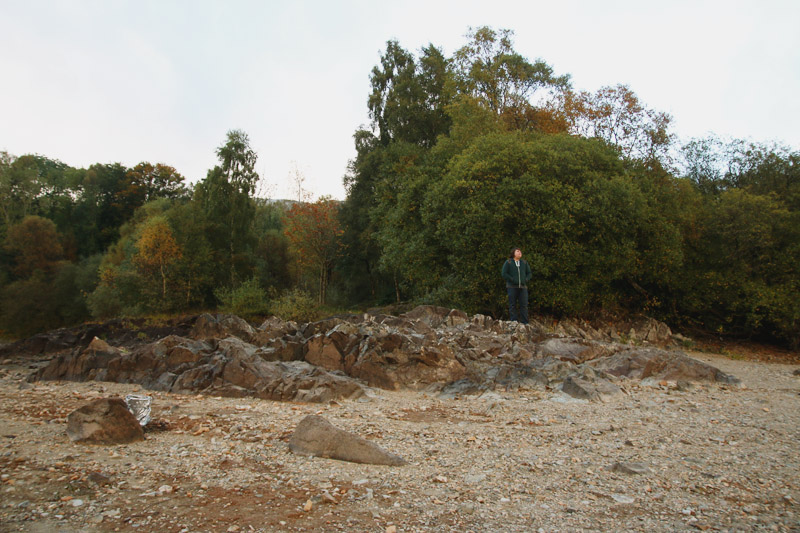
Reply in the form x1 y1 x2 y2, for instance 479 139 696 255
680 190 800 345
4 216 65 278
368 41 452 147
194 130 260 288
0 153 42 229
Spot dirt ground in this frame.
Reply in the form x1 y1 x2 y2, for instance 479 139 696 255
1 348 798 532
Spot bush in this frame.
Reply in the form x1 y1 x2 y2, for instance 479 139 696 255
214 278 269 318
269 288 318 322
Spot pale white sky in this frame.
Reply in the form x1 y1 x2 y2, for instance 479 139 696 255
1 0 798 200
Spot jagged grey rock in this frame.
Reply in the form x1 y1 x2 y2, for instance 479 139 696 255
562 375 623 402
588 348 740 384
289 415 406 466
190 314 257 343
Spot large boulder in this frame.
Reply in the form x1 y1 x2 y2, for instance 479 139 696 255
588 348 740 384
289 415 406 466
66 398 144 444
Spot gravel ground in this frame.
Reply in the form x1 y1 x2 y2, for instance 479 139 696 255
0 351 798 532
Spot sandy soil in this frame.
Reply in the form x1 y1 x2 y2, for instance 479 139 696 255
1 350 798 532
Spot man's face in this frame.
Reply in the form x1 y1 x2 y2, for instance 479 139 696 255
514 249 522 260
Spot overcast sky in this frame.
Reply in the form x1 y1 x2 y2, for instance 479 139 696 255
1 0 798 200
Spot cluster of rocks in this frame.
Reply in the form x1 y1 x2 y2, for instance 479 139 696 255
30 306 739 406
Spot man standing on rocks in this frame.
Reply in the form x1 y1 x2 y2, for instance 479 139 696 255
501 247 532 324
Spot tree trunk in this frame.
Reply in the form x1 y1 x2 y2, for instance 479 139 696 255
161 263 166 299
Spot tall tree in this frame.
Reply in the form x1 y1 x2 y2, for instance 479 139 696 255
0 153 41 229
451 27 571 117
194 130 259 287
368 41 452 147
134 217 182 300
283 198 342 304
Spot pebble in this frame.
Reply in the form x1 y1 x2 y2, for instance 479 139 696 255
464 473 486 484
611 462 652 475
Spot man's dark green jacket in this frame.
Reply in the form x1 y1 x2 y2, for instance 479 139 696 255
501 259 532 288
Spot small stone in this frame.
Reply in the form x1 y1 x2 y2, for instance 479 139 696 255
303 499 313 512
386 527 397 533
70 499 84 507
611 462 652 475
433 475 448 483
459 503 476 514
158 485 174 495
227 526 240 532
611 494 634 504
88 472 111 486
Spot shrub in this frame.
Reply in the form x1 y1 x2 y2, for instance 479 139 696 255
269 288 318 323
214 278 269 317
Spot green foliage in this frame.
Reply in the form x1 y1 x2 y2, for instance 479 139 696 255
451 27 570 114
193 130 260 288
214 278 270 318
340 27 800 348
1 27 797 351
269 288 319 323
0 257 99 337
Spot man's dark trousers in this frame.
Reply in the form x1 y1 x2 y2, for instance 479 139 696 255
507 286 529 324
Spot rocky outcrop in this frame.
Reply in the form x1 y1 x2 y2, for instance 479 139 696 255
33 334 365 403
0 317 194 357
29 305 737 404
36 337 124 382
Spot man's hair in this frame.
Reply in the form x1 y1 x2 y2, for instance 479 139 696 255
509 247 521 259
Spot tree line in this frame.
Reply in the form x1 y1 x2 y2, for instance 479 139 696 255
1 26 798 347
0 130 342 336
340 27 799 347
